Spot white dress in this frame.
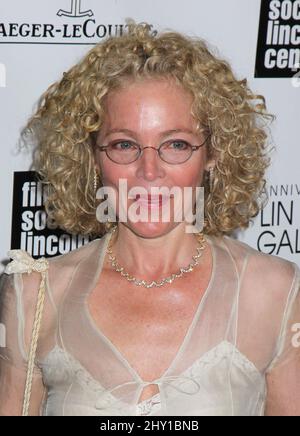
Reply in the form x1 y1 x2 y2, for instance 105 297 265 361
0 231 299 416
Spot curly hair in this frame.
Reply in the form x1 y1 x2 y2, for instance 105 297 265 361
23 19 275 238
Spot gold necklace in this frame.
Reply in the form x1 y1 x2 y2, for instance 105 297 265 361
106 226 206 288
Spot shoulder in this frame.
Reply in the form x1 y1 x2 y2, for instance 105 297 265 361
5 233 108 307
220 233 298 277
218 233 299 312
47 234 106 272
1 234 109 353
212 235 300 307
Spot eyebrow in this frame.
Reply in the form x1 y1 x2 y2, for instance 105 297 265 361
103 128 196 139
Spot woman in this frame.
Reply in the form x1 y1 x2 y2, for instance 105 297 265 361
0 21 299 416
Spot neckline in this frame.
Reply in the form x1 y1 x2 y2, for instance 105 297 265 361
39 339 263 412
84 230 217 385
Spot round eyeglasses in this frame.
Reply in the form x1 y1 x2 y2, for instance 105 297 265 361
97 134 211 165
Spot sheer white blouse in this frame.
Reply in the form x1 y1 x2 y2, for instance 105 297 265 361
0 231 299 416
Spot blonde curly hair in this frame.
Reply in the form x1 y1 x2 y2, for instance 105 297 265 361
24 19 275 238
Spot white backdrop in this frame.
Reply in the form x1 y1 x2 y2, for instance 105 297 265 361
0 0 299 272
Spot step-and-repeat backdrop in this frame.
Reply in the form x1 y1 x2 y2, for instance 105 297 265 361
0 0 299 271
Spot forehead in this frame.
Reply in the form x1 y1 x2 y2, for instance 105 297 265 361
106 77 193 105
102 78 196 130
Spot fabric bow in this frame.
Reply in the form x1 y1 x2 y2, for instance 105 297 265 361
4 249 49 275
94 375 201 410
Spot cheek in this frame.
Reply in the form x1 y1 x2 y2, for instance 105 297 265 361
173 163 203 188
99 158 135 187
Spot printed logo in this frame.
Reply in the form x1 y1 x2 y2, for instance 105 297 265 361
57 0 94 18
257 183 300 256
0 1 150 45
10 171 91 258
255 0 300 78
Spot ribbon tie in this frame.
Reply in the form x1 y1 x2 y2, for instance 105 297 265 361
4 249 49 275
95 374 201 410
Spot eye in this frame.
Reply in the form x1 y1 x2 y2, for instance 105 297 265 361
164 140 190 150
110 141 137 150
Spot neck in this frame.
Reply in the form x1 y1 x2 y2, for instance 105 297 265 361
108 223 206 278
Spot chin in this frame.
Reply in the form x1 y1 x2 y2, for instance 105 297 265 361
122 220 177 239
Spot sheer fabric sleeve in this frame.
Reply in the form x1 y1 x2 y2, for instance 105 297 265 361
0 251 50 416
265 262 300 416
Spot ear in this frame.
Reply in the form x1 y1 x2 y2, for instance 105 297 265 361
204 158 216 173
203 136 216 172
91 131 101 174
94 160 100 172
93 155 100 174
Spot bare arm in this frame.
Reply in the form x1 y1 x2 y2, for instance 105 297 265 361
265 267 300 416
0 360 47 416
265 352 300 416
0 273 47 416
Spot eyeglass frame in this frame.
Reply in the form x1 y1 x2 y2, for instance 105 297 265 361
96 133 211 165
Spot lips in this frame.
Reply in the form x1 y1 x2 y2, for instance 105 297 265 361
135 194 165 202
132 193 172 208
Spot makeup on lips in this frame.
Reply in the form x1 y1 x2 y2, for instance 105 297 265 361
132 193 172 209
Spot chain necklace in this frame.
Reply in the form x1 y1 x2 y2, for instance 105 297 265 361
106 226 206 289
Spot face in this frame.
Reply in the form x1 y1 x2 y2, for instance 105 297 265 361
94 78 212 238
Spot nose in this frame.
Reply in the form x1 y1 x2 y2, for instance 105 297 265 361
135 146 165 181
